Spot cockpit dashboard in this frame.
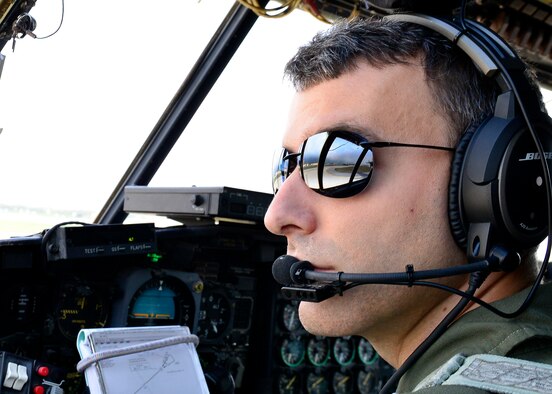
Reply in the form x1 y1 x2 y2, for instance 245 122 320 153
0 188 394 393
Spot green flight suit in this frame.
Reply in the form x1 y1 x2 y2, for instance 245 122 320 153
397 282 552 393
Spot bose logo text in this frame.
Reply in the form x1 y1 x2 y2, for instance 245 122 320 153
519 152 552 161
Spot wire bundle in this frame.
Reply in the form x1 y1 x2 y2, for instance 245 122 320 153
236 0 361 23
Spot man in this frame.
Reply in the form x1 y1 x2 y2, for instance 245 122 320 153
264 16 552 393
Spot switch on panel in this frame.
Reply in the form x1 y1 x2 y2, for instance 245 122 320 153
13 364 28 390
2 362 28 390
3 362 18 388
0 352 66 394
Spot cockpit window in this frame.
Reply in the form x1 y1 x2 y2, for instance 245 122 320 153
1 1 551 236
0 1 325 236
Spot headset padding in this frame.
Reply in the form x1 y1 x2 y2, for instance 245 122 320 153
448 124 478 249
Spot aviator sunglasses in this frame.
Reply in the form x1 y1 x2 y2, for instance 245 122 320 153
272 130 455 198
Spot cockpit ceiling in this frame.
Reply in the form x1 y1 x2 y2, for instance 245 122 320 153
276 0 552 88
1 0 551 87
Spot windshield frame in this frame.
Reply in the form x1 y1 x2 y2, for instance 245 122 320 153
96 2 261 224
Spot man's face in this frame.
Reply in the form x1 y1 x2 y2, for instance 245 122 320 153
264 60 468 345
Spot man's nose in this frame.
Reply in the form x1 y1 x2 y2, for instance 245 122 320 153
264 171 317 237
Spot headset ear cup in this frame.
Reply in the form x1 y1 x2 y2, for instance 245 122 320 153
448 125 477 249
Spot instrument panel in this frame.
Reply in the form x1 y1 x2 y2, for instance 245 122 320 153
273 300 394 394
0 222 393 393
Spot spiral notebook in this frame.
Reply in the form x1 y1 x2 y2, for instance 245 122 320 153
76 325 208 394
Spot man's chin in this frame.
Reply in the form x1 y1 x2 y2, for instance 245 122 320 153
298 296 358 337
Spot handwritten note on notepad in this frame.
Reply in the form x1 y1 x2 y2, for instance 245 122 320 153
76 326 209 394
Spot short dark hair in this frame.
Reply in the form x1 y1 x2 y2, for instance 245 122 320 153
284 17 505 144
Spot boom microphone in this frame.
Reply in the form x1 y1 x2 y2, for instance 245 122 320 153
272 255 346 302
272 246 520 302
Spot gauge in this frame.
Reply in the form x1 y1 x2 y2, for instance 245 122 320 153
4 285 43 331
332 370 354 394
128 276 195 330
306 372 330 394
307 336 331 367
357 369 377 394
282 303 302 331
56 283 108 340
277 372 301 394
280 336 305 367
333 336 356 366
198 290 232 340
358 338 379 365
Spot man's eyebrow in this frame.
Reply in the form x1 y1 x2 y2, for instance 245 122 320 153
285 123 382 152
320 124 382 141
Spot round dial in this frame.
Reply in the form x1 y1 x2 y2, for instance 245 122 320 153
282 303 302 332
307 336 331 367
306 372 330 394
358 338 379 365
332 370 354 394
277 372 301 394
56 283 108 340
128 276 195 329
357 369 377 394
198 290 232 340
280 336 305 367
333 336 356 366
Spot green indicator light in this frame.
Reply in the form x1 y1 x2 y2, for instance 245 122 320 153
148 253 162 263
128 236 135 242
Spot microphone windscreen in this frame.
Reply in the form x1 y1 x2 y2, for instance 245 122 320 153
272 255 299 285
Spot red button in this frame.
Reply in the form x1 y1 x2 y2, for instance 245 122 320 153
37 366 49 377
33 386 45 394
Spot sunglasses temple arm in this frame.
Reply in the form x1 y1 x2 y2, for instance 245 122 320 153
369 142 455 152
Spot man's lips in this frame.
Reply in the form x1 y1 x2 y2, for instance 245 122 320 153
286 255 335 272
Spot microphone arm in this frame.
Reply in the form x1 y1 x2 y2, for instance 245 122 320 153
302 260 491 283
280 261 490 303
277 246 519 303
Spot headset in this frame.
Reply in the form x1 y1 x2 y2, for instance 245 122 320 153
383 14 552 262
385 9 552 321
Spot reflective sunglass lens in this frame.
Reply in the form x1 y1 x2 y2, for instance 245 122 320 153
272 148 286 194
272 149 300 194
302 132 373 197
